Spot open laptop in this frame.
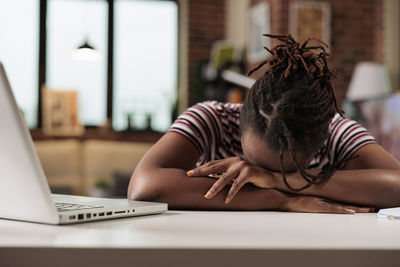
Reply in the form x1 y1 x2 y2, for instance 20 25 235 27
0 63 167 224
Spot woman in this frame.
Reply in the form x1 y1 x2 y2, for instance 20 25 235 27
128 34 400 213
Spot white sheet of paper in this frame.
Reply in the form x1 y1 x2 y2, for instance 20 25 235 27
377 207 400 219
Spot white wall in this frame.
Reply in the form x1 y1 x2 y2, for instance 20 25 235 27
177 0 189 114
225 0 250 46
385 0 400 91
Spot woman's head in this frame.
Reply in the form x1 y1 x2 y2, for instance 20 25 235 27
240 34 344 191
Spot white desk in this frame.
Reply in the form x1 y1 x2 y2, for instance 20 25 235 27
0 211 399 267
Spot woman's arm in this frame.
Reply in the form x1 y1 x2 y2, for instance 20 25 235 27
128 132 285 210
128 132 366 213
274 144 400 208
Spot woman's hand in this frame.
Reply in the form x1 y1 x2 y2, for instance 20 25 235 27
282 194 374 214
187 156 277 204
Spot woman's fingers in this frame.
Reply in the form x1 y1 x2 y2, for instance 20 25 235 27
298 198 354 214
326 203 356 214
317 199 374 214
225 173 250 204
287 196 375 214
205 172 237 199
187 159 227 177
342 205 372 213
317 200 371 214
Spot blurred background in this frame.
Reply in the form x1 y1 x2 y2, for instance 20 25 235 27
0 0 399 197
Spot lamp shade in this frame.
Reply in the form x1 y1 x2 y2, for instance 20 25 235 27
346 62 391 101
72 39 100 61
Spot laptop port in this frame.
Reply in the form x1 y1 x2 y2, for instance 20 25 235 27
132 209 135 212
114 211 126 214
86 213 91 219
99 212 105 216
106 212 112 216
78 214 84 220
93 213 97 217
69 215 76 220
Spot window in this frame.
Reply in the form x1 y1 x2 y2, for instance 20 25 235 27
46 0 108 126
1 0 178 131
0 0 40 128
113 0 178 131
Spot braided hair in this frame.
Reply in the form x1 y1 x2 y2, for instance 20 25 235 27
240 33 353 191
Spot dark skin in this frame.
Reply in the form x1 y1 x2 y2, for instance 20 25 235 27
189 129 400 208
128 127 400 213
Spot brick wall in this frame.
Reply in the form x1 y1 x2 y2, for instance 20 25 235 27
188 0 225 105
186 0 384 104
249 0 384 102
330 0 384 101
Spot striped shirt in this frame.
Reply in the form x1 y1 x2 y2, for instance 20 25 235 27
168 101 376 169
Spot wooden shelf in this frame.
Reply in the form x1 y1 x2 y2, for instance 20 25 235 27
30 129 164 143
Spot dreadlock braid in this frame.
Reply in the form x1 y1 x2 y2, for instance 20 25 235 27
240 33 349 191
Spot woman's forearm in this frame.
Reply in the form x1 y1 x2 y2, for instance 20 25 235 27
129 168 285 211
274 169 400 208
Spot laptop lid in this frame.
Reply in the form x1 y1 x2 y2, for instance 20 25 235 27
0 63 59 224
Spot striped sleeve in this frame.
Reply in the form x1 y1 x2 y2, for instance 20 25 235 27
167 101 222 163
329 115 377 164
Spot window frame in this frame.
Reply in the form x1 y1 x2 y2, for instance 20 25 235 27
37 0 179 131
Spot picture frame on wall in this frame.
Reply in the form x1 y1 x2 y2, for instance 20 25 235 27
42 86 84 136
289 1 331 48
247 2 271 64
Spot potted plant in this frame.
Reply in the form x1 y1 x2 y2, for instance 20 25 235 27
91 177 111 198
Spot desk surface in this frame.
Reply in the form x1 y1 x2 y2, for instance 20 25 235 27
1 211 400 267
0 210 399 249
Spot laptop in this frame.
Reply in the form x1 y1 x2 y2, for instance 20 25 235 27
0 63 167 224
